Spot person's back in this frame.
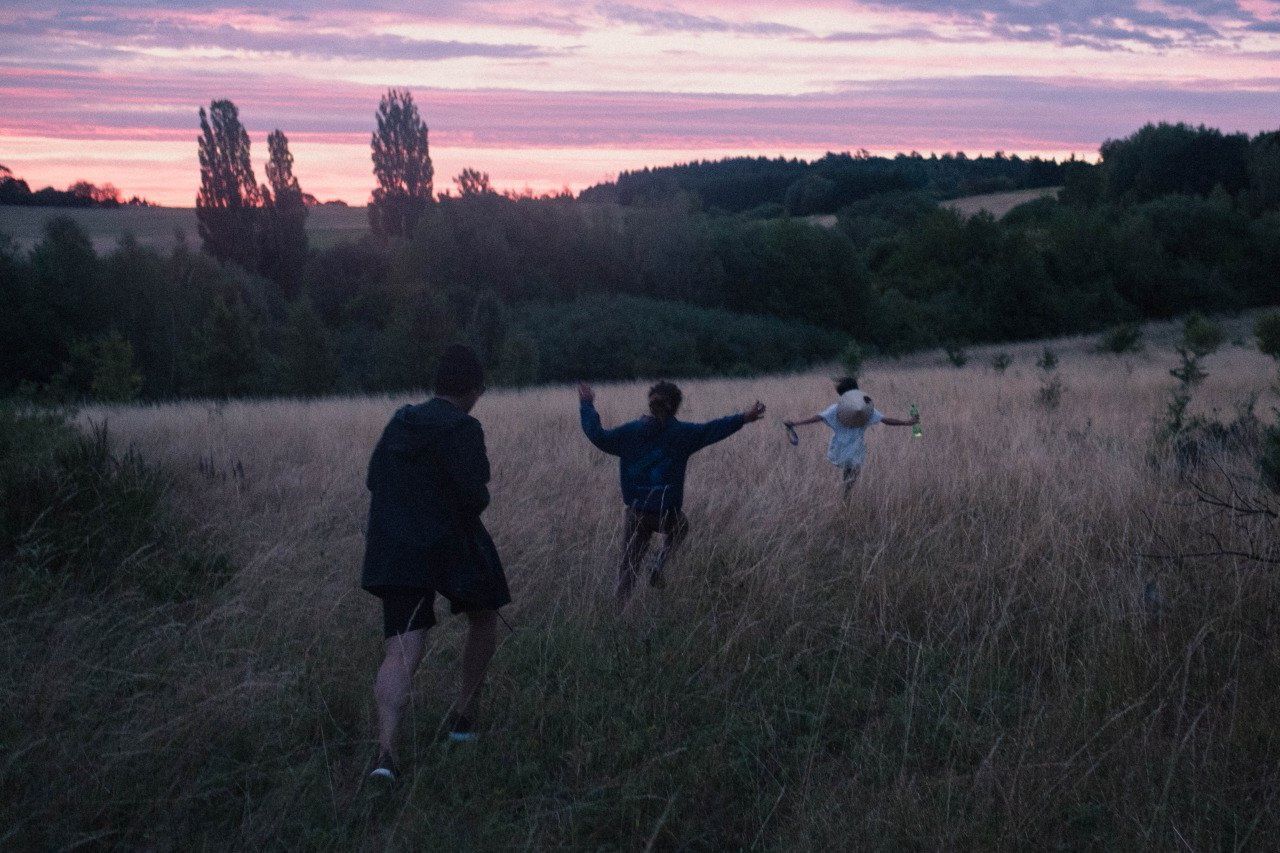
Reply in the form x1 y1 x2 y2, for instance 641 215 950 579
362 345 510 783
577 380 765 604
586 410 740 515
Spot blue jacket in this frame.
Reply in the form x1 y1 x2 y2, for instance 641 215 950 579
580 400 745 513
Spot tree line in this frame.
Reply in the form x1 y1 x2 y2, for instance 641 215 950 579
1 108 1277 402
0 165 152 208
578 150 1069 216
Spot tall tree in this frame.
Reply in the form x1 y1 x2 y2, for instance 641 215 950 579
369 89 433 241
260 129 310 296
196 100 261 270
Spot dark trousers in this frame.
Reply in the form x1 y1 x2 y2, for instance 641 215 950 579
618 507 689 601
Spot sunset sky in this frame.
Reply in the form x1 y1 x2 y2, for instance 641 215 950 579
2 1 1278 206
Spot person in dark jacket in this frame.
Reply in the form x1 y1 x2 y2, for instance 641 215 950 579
364 344 510 781
578 380 765 605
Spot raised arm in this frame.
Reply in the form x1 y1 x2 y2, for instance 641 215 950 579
578 382 627 455
442 417 491 516
689 400 766 450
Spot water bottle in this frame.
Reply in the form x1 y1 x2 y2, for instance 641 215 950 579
910 403 922 438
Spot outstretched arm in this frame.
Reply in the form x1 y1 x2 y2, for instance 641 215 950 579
578 382 627 455
881 413 920 427
689 400 766 450
784 414 824 428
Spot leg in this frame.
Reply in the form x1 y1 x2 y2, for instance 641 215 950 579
617 509 655 606
651 511 689 586
374 627 427 761
456 609 498 722
841 464 862 500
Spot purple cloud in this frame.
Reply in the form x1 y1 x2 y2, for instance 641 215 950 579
595 2 807 36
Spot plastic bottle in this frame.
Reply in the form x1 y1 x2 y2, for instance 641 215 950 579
910 403 922 438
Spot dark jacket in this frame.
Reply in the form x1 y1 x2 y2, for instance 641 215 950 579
361 399 507 608
580 400 744 513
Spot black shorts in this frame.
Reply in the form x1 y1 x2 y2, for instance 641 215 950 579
373 586 483 638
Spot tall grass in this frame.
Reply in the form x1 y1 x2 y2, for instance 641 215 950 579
4 330 1279 849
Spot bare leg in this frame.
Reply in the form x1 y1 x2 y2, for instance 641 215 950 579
617 511 653 607
374 628 427 760
456 610 498 721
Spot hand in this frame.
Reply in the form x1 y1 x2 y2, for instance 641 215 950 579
910 414 920 425
742 401 766 423
577 381 595 404
783 420 795 429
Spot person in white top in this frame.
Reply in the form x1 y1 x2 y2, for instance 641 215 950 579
784 376 919 499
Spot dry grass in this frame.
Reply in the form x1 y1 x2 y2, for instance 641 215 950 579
5 327 1280 849
940 186 1062 219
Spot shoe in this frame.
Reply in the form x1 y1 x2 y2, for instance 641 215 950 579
649 570 666 589
448 713 478 743
369 750 399 781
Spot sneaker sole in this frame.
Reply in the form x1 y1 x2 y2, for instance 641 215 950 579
369 768 396 780
448 732 478 743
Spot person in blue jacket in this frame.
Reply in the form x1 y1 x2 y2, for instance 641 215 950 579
578 380 766 605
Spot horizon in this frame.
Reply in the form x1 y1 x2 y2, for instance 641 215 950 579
2 1 1279 206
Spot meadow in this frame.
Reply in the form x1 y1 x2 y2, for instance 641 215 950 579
4 323 1279 849
0 203 370 253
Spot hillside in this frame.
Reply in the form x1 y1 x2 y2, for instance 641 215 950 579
4 322 1278 848
0 203 369 252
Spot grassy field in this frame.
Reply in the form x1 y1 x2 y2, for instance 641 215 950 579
4 323 1280 849
939 186 1062 218
0 204 370 253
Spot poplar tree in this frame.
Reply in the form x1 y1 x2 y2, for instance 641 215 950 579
260 129 310 295
369 89 433 240
196 100 261 270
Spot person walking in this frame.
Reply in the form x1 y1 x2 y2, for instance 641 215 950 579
362 344 510 782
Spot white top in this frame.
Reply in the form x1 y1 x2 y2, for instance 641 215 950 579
819 404 883 467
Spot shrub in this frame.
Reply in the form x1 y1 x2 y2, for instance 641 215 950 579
0 405 225 598
1037 348 1059 371
1255 312 1280 360
840 340 864 379
1098 322 1143 354
513 295 845 381
1182 312 1225 358
1036 373 1065 410
944 342 969 368
991 352 1012 373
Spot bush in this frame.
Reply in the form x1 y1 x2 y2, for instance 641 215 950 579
1037 348 1059 371
513 295 846 381
840 340 864 379
0 405 224 598
1255 312 1280 360
1182 312 1225 358
1037 374 1065 410
991 352 1012 372
944 342 969 368
1098 322 1143 354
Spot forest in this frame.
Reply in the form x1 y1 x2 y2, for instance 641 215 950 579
1 112 1277 402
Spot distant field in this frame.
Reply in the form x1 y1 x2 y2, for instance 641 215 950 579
806 186 1062 229
939 186 1061 218
0 204 370 252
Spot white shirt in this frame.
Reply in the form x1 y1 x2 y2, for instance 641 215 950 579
819 405 883 467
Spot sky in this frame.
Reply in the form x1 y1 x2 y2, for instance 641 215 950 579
1 1 1278 206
